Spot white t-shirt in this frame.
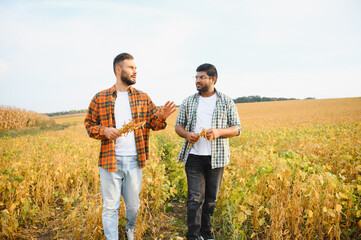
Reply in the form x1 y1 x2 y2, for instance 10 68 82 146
190 93 217 156
114 92 137 156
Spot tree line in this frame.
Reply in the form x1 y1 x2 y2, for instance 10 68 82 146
46 109 87 117
233 95 314 103
46 96 315 116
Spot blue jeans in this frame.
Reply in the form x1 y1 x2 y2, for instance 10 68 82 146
185 154 224 240
99 155 142 240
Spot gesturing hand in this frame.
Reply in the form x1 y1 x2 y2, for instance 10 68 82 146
158 101 176 120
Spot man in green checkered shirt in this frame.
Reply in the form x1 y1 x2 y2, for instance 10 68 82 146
175 63 241 240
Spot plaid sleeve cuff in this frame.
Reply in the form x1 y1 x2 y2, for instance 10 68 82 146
157 115 166 123
99 126 106 138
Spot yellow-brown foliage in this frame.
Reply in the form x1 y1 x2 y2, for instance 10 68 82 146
0 97 360 239
237 97 361 130
0 107 54 130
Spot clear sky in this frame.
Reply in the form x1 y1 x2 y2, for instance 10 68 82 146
0 0 360 113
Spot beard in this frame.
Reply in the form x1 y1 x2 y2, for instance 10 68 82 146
121 74 136 86
121 75 135 85
197 84 210 93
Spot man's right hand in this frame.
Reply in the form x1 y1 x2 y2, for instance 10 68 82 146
104 127 121 140
186 132 200 144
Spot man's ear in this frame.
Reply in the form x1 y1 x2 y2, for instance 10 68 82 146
116 65 121 74
211 76 217 85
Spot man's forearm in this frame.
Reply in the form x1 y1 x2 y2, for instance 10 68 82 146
175 125 188 139
85 123 105 140
206 126 239 140
216 126 239 138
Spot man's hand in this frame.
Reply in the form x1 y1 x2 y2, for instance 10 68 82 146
104 127 121 140
158 101 176 120
205 126 239 140
186 132 200 144
205 128 220 141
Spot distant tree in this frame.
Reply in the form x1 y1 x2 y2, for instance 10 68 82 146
46 109 87 117
233 95 298 103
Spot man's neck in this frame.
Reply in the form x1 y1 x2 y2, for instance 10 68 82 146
200 89 216 98
116 79 130 92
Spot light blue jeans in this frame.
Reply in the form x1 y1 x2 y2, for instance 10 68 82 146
99 155 142 240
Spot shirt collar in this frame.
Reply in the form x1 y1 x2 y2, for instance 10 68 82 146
128 85 135 94
196 88 218 98
110 85 117 95
110 84 135 96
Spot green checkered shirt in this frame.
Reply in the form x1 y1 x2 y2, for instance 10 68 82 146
175 89 241 168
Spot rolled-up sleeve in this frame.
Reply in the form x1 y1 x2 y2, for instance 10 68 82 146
175 99 187 128
228 99 241 135
148 97 167 131
84 95 106 140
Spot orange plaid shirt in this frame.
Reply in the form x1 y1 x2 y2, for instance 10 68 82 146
84 85 166 172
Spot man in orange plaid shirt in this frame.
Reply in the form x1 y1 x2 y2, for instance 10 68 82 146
85 53 175 240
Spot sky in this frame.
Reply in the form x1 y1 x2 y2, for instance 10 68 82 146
0 0 360 113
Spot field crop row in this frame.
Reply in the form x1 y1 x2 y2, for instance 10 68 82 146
0 98 360 239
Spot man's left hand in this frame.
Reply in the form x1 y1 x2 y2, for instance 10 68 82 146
158 101 176 120
205 128 220 141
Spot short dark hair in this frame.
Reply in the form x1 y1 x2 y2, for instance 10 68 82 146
113 53 134 74
196 63 218 83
